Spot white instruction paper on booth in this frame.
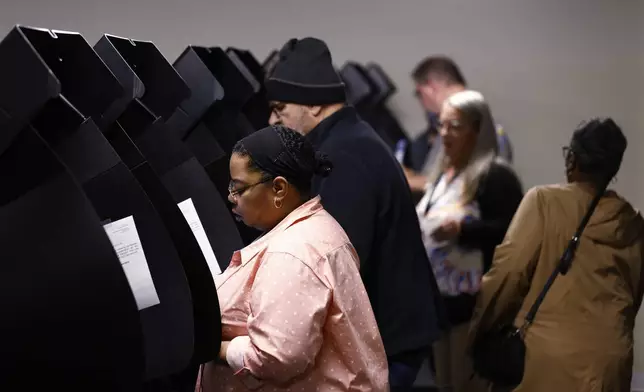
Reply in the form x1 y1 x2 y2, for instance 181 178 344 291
103 216 160 310
178 198 221 276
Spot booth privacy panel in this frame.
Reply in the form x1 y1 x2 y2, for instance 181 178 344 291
95 34 191 120
168 46 225 138
95 35 236 363
0 125 144 390
31 100 195 380
17 26 124 126
171 46 261 245
3 25 196 380
0 26 60 152
226 48 271 130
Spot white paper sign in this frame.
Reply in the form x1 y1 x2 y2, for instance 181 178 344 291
103 216 160 310
177 198 221 276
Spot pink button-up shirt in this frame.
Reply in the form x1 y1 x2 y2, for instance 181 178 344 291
198 196 389 391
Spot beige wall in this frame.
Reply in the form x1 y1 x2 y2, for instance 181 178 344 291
2 0 641 205
2 0 644 373
633 1 644 377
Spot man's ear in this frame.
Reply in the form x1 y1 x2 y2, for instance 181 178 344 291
308 105 323 117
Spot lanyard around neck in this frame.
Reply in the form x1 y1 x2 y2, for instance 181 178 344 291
424 170 461 215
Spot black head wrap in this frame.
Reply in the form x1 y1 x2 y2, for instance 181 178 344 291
235 125 333 190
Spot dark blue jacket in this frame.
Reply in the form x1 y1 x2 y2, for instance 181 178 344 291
307 106 445 356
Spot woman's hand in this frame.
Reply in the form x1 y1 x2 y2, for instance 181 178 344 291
431 219 462 242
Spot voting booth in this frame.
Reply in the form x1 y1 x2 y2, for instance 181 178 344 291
262 49 280 78
93 34 243 382
198 46 257 154
11 25 200 382
340 61 408 149
0 26 145 390
168 46 228 200
340 61 375 108
171 46 262 245
363 62 408 148
226 47 271 130
365 63 396 104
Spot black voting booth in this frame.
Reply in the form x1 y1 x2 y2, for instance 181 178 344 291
364 62 408 147
340 61 408 149
262 49 280 78
8 26 197 382
200 46 258 150
170 46 262 245
92 35 241 374
168 46 228 200
0 26 144 390
226 47 271 129
340 61 373 108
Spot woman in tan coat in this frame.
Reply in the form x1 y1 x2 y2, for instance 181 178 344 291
469 118 644 391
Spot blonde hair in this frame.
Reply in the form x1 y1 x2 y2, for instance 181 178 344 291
426 90 499 203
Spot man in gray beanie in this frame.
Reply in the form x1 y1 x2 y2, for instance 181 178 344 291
266 37 446 388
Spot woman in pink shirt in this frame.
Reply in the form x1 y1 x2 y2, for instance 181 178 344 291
197 125 389 391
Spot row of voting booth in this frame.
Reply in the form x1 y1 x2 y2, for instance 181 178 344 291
340 61 407 149
0 25 409 391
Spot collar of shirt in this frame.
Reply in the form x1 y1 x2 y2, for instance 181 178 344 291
231 195 324 267
305 105 359 148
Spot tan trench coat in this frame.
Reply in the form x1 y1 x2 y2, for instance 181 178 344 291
470 183 644 392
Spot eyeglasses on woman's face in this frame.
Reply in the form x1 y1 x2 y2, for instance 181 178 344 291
228 178 272 201
437 118 467 135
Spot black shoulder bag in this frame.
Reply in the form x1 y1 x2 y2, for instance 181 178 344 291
471 186 606 387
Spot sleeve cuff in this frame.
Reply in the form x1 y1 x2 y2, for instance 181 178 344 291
225 335 250 372
226 336 264 390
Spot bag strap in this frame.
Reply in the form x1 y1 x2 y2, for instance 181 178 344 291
521 185 607 331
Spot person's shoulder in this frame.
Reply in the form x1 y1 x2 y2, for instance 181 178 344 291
489 157 513 171
486 158 520 183
324 129 398 173
522 183 577 207
268 209 354 266
328 119 384 148
532 183 578 197
476 159 524 203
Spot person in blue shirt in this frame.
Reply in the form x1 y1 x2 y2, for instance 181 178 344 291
401 56 513 196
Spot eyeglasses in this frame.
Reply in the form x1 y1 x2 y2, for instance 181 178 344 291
562 146 572 159
437 119 465 134
269 102 286 120
228 178 272 200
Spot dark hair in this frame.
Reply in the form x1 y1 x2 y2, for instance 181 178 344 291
411 56 467 86
569 118 627 187
232 125 333 195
